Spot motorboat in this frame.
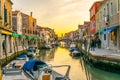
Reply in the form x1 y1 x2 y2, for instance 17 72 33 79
70 42 76 48
23 60 71 80
70 48 80 57
27 47 39 57
45 44 52 49
27 49 36 57
2 58 30 80
16 54 27 60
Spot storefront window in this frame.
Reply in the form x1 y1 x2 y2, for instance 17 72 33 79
110 30 117 46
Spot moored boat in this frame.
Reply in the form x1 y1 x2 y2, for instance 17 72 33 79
23 59 71 80
2 58 30 80
70 48 80 57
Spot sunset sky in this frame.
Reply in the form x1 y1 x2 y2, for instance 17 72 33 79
12 0 100 36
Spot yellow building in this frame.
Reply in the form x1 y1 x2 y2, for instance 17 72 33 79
0 0 13 58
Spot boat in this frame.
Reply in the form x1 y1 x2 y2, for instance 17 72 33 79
70 48 80 57
45 44 52 49
16 54 27 60
23 60 71 80
2 58 31 80
27 48 38 57
70 42 76 48
69 47 77 52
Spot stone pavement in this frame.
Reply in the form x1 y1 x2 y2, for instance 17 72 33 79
82 46 120 61
89 48 120 61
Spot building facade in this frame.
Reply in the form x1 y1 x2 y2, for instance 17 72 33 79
0 0 13 57
89 1 103 34
97 0 120 51
12 11 23 48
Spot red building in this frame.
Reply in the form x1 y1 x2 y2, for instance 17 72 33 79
89 1 103 34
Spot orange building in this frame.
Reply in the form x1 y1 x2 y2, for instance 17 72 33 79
28 12 37 36
89 1 103 34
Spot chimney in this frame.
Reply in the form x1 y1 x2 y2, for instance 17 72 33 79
30 12 32 17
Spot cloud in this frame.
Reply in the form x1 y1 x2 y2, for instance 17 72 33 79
12 0 99 35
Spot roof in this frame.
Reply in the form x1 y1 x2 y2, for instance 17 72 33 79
89 1 103 11
12 11 20 16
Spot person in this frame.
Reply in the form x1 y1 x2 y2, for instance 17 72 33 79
83 38 88 51
97 38 101 48
90 38 95 51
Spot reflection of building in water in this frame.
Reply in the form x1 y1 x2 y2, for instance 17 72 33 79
38 48 55 61
60 41 68 48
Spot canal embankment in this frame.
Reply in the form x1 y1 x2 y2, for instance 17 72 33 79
77 43 120 74
0 50 27 67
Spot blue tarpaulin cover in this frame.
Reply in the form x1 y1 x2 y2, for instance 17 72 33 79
70 48 79 52
23 60 47 70
18 54 27 59
103 26 118 34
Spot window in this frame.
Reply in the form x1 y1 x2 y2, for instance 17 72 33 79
110 2 113 16
4 5 7 25
104 8 106 22
104 29 106 40
117 0 119 12
107 4 109 16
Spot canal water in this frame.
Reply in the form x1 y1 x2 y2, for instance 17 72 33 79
34 47 120 80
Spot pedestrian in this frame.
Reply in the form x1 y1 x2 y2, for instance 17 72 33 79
83 38 88 51
97 38 102 48
90 38 95 51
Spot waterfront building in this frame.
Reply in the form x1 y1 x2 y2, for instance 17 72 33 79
12 11 23 50
97 0 120 51
28 12 37 47
21 13 29 48
83 21 90 37
89 1 103 35
0 0 13 58
78 25 84 40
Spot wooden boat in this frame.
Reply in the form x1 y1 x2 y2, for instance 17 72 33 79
2 58 30 80
70 48 80 57
23 60 71 80
16 54 27 60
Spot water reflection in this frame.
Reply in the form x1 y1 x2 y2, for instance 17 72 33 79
34 47 120 80
35 48 56 61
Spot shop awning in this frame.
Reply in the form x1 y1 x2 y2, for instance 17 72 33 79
98 29 104 33
12 33 19 37
34 37 38 40
40 38 44 41
103 26 118 34
21 35 26 39
1 30 12 35
27 36 34 39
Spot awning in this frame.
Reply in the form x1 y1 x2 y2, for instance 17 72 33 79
12 33 19 37
21 35 26 39
103 26 118 34
40 38 44 41
27 36 34 39
34 37 38 40
98 29 104 33
1 30 12 35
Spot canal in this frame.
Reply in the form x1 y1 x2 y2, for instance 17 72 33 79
34 47 120 80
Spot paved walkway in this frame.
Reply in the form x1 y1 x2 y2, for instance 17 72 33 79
82 46 120 61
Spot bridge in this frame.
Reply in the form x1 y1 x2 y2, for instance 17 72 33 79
58 38 72 43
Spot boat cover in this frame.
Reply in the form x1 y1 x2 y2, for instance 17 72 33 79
18 54 27 59
70 48 79 52
23 60 47 70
